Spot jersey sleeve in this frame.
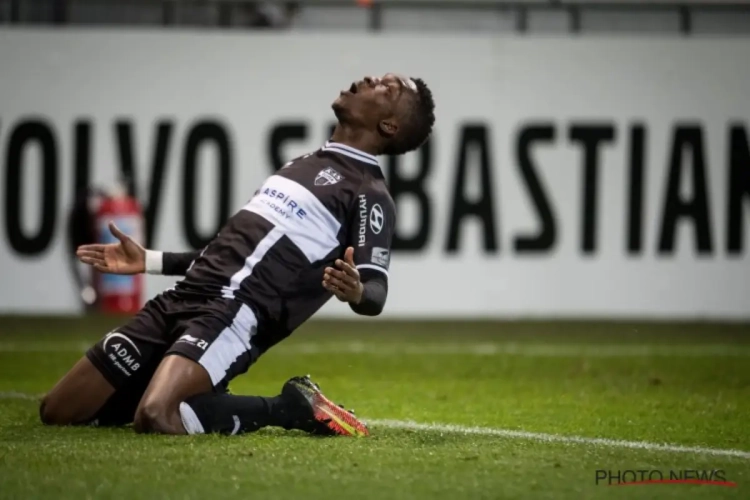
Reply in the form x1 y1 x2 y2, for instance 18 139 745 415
347 185 395 279
145 250 201 276
349 269 388 316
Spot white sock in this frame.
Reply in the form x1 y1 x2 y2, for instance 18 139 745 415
179 402 205 435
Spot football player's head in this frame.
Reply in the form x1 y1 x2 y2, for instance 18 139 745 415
332 73 435 156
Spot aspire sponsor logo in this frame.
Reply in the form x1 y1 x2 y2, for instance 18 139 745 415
595 469 736 487
259 187 308 220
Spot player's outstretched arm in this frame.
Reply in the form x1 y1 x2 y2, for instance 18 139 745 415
76 221 146 275
76 221 200 276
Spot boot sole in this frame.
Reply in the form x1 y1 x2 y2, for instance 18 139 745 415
309 390 370 437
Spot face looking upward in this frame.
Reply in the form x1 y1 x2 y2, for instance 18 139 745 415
332 73 419 143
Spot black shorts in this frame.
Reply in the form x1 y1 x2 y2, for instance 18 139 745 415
85 292 261 425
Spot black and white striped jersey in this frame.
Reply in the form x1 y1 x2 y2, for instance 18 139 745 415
171 141 395 343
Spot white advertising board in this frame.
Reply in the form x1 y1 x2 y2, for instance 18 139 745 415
0 30 748 319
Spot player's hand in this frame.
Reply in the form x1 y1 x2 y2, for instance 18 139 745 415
323 247 364 304
76 222 146 275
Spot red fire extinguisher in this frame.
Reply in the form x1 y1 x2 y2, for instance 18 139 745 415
95 185 145 315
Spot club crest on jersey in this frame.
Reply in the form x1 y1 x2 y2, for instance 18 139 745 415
315 167 344 186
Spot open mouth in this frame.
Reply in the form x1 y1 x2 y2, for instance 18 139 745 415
348 82 358 94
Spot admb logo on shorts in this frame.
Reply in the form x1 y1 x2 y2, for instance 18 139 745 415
103 332 142 376
595 469 736 487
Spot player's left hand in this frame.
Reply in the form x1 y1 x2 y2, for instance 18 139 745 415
323 247 364 304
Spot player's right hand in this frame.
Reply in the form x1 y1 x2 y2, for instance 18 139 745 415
76 221 146 275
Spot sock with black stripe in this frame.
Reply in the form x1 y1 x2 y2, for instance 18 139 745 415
180 393 293 435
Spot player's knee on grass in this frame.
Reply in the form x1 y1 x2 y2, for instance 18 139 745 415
39 393 78 426
133 354 215 435
133 399 183 434
38 395 59 426
131 404 152 433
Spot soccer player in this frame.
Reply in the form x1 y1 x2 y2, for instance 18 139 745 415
39 74 435 437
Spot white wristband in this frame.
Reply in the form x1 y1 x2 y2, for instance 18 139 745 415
145 250 164 275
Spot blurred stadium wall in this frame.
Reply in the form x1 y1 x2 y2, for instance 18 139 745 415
0 1 749 320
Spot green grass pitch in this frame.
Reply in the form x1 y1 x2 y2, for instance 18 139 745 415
0 317 749 499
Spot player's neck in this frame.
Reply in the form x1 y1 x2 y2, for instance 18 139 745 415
329 124 380 157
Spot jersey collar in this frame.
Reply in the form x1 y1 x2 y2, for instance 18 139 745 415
322 141 381 170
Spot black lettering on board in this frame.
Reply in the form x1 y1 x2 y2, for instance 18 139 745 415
570 124 616 255
4 120 58 256
115 120 173 248
446 124 497 253
182 121 232 249
515 123 557 254
268 122 307 172
727 124 750 254
386 140 433 251
627 124 646 255
658 125 713 255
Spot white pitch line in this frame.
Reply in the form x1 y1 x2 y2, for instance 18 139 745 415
367 419 750 460
278 342 750 357
0 342 749 357
0 342 92 353
0 391 40 401
1 392 746 459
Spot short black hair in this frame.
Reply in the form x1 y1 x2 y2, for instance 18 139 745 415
382 77 435 156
